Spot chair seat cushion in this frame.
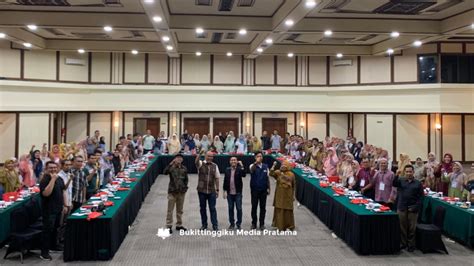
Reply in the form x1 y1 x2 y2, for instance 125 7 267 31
11 228 42 240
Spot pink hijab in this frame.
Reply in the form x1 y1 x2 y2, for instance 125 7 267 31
324 147 339 176
19 154 35 187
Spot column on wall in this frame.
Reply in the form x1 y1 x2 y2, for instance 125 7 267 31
169 57 180 85
297 56 308 86
111 52 123 84
243 112 253 134
112 111 121 148
169 112 179 135
243 59 254 85
298 112 306 138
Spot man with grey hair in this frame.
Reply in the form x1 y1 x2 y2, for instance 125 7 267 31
195 151 220 230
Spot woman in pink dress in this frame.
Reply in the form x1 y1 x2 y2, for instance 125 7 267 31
19 154 35 187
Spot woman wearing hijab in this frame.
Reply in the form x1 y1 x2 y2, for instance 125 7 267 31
99 136 107 152
396 153 412 177
442 162 466 198
424 152 439 190
19 154 35 187
0 159 21 193
167 134 181 155
200 135 211 153
413 157 425 183
270 161 296 231
184 135 196 154
235 134 248 154
462 163 474 202
49 144 62 164
224 131 236 153
338 153 354 186
323 147 339 177
347 160 360 188
193 134 201 151
250 136 262 153
211 136 224 153
438 153 454 195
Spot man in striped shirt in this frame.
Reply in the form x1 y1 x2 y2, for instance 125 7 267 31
71 156 87 213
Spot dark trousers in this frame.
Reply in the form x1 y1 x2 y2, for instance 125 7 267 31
227 193 243 227
198 192 218 228
41 212 61 255
251 190 267 227
71 201 82 214
398 210 418 248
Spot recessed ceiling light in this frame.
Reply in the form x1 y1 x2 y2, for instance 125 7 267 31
287 53 294 58
131 50 139 55
78 49 85 54
153 16 162 22
23 42 32 48
195 51 202 56
196 27 204 34
324 30 333 36
239 29 247 35
27 24 37 31
390 31 400 38
285 19 294 26
226 52 233 57
166 45 173 51
257 47 263 53
305 0 317 8
162 36 170 42
265 38 273 44
387 48 394 55
104 26 113 32
144 0 154 4
0 33 5 38
413 40 422 47
336 53 343 58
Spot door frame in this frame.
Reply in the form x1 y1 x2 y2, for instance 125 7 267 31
133 117 161 136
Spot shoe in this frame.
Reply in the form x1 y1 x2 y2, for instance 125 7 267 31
200 226 208 230
236 225 241 230
259 225 266 230
407 247 415 252
167 226 173 234
212 226 219 231
40 254 52 261
228 225 235 230
251 224 257 230
176 226 187 231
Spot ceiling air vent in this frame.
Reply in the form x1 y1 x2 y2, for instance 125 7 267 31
195 0 212 6
225 33 236 39
218 0 234 11
373 0 437 15
44 28 67 36
103 0 123 7
285 34 301 41
322 0 350 13
72 32 110 39
423 0 462 14
351 34 378 42
17 0 70 6
237 0 254 7
211 32 223 43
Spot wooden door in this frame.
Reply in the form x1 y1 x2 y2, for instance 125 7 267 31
262 118 287 136
134 118 160 136
183 118 210 137
213 118 239 137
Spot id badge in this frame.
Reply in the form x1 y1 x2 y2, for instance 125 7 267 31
379 182 385 191
360 179 365 187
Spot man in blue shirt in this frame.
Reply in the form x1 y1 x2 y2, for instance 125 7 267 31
249 152 270 230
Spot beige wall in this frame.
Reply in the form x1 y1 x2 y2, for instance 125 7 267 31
254 113 295 136
181 54 211 84
255 56 274 85
396 114 428 160
124 112 169 136
24 50 56 80
329 113 348 138
124 53 145 83
307 113 326 139
0 41 21 79
213 55 242 84
90 113 112 151
308 56 327 85
465 115 474 161
0 113 16 160
360 56 390 84
442 114 462 160
329 56 358 85
276 56 296 85
18 113 50 155
148 54 168 84
66 112 87 143
394 54 417 83
59 51 89 82
366 114 394 159
352 114 365 142
91 52 111 83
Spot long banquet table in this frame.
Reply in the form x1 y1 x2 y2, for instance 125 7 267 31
64 153 400 261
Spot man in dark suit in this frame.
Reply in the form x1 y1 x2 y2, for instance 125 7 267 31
223 157 246 230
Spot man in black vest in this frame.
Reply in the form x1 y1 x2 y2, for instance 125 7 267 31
223 157 246 230
195 151 220 230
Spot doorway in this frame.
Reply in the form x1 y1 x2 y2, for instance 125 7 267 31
213 118 239 137
262 118 287 136
183 118 210 137
134 118 161 136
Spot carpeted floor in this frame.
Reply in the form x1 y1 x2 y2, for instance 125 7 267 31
1 173 473 265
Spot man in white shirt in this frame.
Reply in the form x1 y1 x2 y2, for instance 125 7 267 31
270 130 281 152
142 129 155 154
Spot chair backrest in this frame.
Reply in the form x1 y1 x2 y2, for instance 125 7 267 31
25 197 42 225
433 205 446 229
10 208 29 233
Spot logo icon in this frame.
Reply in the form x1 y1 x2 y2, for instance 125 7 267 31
157 228 171 240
